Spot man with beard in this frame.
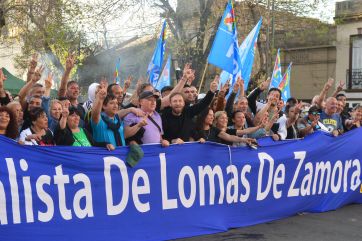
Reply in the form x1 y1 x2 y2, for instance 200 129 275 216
161 80 218 144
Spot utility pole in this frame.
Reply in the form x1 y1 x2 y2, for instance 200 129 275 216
266 0 270 75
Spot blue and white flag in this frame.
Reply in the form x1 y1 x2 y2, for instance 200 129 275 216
219 18 262 96
208 0 241 85
147 21 166 87
155 55 171 91
239 17 262 89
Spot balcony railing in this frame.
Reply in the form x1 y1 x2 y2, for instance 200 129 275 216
346 69 362 90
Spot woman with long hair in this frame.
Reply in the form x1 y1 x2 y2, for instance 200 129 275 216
193 108 256 146
0 106 19 140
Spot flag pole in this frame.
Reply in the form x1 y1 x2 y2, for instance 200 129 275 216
198 61 208 94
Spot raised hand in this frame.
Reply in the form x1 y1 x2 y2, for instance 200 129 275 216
124 76 132 90
210 79 219 93
99 76 108 89
294 101 303 113
96 86 107 100
32 66 45 83
182 63 195 84
325 77 334 90
61 106 69 118
65 53 76 71
336 80 345 92
220 79 230 93
29 53 38 71
260 77 271 91
0 68 6 84
44 73 53 89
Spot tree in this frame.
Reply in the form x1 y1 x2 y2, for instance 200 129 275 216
0 0 90 78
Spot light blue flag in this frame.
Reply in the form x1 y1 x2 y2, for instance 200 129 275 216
208 0 241 82
269 48 282 88
219 17 262 98
155 55 171 91
148 21 166 87
239 17 262 89
279 62 292 102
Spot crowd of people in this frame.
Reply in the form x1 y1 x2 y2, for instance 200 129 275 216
0 54 361 166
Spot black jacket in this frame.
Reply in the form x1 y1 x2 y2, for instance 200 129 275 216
54 125 108 147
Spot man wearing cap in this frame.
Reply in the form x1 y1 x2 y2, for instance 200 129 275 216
124 91 169 146
297 105 329 137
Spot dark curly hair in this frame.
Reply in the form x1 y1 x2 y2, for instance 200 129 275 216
0 106 19 140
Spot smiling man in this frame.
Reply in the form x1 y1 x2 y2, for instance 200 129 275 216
161 81 217 144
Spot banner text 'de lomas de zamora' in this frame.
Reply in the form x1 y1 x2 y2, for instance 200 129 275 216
0 129 361 241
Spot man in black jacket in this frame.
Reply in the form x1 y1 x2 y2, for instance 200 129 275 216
162 80 218 144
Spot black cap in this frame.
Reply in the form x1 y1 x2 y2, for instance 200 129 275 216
308 105 321 115
139 91 159 100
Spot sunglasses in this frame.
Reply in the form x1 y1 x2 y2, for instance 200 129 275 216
310 112 320 115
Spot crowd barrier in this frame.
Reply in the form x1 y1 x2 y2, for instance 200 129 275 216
0 129 361 241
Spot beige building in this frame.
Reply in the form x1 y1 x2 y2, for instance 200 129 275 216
281 46 336 101
335 0 362 105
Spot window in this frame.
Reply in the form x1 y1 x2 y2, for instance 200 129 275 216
348 35 362 90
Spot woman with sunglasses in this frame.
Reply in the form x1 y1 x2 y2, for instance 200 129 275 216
54 106 114 150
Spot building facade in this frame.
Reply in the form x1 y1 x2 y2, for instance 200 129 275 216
335 0 362 105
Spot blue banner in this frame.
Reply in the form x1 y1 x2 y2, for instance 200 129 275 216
0 129 361 241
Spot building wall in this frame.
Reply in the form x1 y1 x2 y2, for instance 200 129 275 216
281 46 336 100
335 22 361 88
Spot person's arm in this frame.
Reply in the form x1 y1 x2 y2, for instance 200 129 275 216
225 92 236 118
124 115 148 138
316 78 334 109
26 54 38 83
286 102 302 128
59 107 69 130
247 78 270 115
218 131 256 144
91 86 107 124
117 107 144 119
236 125 263 136
298 120 316 137
18 66 44 109
253 102 271 126
44 73 52 97
188 79 218 117
0 68 6 98
160 63 194 110
332 80 345 98
58 54 75 98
